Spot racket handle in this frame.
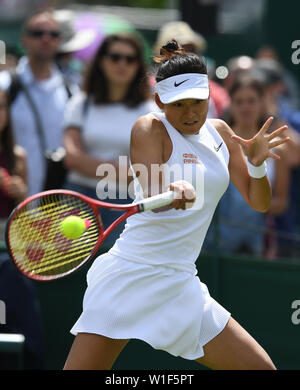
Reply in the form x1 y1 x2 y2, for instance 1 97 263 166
138 190 175 212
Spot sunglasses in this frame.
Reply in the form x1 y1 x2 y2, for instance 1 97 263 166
104 52 138 64
26 29 61 39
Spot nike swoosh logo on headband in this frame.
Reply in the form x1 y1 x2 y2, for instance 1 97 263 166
174 79 189 87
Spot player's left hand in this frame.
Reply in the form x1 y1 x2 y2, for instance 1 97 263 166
231 117 290 166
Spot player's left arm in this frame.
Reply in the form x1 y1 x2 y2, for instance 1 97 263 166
210 118 290 213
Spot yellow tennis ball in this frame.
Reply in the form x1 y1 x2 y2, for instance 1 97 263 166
60 216 87 240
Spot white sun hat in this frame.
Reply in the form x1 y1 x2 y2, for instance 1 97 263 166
153 21 207 56
54 10 96 53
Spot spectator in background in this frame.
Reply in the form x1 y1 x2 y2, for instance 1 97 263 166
223 55 255 92
252 59 300 258
254 56 300 133
256 44 300 110
54 9 96 87
152 21 230 118
0 88 27 221
0 9 77 196
0 88 44 369
203 75 291 257
63 33 157 248
253 59 300 158
221 55 255 124
224 57 300 166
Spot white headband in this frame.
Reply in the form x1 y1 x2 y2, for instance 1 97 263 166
156 73 209 104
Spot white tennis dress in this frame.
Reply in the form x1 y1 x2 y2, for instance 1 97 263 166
70 112 231 360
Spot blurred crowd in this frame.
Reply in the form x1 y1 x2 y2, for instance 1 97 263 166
0 7 300 367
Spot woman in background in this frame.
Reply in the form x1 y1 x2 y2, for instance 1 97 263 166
63 33 157 248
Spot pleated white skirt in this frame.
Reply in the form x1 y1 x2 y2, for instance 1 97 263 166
70 253 231 360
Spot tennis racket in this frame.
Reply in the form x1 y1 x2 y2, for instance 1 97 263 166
5 189 175 281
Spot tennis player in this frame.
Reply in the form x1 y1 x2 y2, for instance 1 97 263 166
64 41 289 370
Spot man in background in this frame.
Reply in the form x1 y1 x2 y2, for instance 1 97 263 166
0 9 77 196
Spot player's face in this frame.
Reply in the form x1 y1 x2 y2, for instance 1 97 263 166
159 98 209 135
230 87 262 127
22 15 61 61
101 41 140 87
0 90 8 132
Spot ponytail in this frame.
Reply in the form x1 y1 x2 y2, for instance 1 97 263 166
154 40 185 63
154 39 207 83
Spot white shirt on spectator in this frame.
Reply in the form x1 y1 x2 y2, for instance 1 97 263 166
0 56 77 195
63 91 159 190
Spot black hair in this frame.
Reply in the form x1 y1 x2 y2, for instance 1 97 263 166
229 73 265 99
154 40 207 83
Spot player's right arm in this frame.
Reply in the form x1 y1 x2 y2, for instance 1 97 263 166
130 114 195 210
130 114 165 197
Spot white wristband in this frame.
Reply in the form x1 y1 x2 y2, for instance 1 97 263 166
246 158 267 179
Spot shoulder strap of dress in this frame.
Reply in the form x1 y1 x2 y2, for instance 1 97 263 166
150 111 183 145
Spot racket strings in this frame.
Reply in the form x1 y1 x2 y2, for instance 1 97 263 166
20 230 100 274
14 202 97 266
8 193 101 278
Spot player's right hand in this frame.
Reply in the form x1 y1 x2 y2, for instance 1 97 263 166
170 180 196 210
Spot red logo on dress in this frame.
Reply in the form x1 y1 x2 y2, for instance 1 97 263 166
182 153 202 164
